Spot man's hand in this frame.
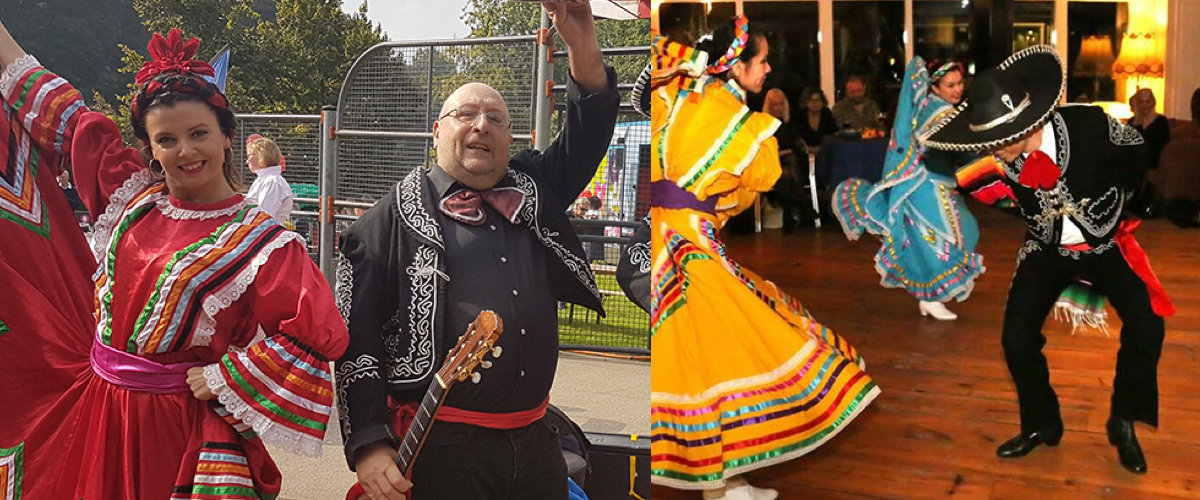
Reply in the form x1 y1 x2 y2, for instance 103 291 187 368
355 443 412 500
543 2 606 94
186 366 216 401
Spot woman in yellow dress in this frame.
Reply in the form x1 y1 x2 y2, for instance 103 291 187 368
647 17 881 500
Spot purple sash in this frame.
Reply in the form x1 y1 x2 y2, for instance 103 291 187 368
90 341 206 394
652 181 716 214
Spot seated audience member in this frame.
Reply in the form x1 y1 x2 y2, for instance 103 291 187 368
832 75 881 131
795 86 839 149
1128 88 1170 169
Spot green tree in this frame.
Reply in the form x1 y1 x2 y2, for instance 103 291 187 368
99 0 384 142
459 0 649 85
459 0 649 128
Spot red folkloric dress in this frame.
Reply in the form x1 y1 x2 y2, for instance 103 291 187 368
0 55 348 499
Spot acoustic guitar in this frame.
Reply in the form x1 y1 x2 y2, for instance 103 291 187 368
346 310 503 500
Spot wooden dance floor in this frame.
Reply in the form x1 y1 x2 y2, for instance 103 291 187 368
653 202 1200 499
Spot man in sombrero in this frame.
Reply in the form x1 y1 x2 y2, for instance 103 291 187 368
922 45 1175 474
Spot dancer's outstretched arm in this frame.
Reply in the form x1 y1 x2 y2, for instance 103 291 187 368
0 19 27 69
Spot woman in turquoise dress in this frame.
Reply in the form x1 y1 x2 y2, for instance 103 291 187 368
833 58 984 320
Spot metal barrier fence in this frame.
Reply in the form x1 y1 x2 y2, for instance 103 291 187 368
232 34 650 355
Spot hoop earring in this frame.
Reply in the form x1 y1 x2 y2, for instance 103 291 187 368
149 159 164 175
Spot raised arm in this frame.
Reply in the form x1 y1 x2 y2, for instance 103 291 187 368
543 2 606 94
0 19 144 220
0 19 24 69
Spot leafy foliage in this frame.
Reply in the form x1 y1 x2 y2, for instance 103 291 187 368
459 0 648 85
118 0 384 116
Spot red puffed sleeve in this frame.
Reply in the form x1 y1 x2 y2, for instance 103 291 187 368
203 237 350 456
1 55 146 221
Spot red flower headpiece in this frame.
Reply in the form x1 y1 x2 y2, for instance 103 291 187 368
131 28 230 128
135 29 214 85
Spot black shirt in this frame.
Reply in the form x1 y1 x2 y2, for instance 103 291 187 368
1131 115 1170 169
427 165 559 413
795 108 839 148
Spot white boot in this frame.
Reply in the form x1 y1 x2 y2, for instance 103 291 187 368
919 300 958 321
702 477 779 500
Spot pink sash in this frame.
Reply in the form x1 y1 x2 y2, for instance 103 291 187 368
89 341 206 394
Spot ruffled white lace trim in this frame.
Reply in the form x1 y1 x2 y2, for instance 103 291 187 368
203 363 326 457
0 54 41 99
156 196 247 221
91 169 155 261
191 228 302 348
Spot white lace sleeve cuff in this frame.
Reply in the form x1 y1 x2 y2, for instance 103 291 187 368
1 54 41 99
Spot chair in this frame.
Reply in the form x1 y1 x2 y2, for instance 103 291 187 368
1149 137 1200 204
806 152 822 228
755 152 822 231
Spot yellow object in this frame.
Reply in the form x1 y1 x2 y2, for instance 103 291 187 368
650 74 881 490
630 455 647 500
1112 32 1164 78
1074 36 1115 79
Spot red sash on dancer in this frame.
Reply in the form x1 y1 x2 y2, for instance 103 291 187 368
1114 219 1176 317
1060 219 1175 317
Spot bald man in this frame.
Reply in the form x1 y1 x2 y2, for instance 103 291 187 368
334 3 618 499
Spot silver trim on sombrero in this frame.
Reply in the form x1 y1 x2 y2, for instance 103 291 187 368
919 45 1067 152
631 62 651 117
968 93 1031 132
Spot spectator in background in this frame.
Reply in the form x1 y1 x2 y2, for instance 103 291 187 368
764 88 796 149
1128 89 1170 169
245 136 294 225
571 196 588 218
1127 88 1170 218
795 86 839 150
583 196 604 262
1175 87 1200 140
764 88 807 231
586 196 602 219
1193 88 1200 132
832 75 882 131
56 169 86 212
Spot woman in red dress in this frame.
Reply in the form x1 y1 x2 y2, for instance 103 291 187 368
0 21 348 499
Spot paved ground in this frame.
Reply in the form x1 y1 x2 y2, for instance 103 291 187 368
267 352 649 499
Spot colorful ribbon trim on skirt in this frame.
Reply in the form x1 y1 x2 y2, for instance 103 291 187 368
89 340 205 394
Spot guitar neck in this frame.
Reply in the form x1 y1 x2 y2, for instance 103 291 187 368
394 377 448 475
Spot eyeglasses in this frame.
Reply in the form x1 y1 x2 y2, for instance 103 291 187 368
439 107 510 131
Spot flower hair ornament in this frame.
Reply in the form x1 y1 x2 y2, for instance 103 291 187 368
928 60 964 83
706 15 750 75
131 28 229 125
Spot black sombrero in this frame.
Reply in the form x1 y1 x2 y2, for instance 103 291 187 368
632 62 651 117
922 45 1066 152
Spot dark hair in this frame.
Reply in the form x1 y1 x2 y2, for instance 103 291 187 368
132 83 237 142
133 74 241 191
801 86 827 106
1191 88 1200 123
926 59 964 83
846 74 869 87
695 18 766 80
588 196 602 209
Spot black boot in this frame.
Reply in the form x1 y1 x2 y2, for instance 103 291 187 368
1107 417 1148 474
996 420 1063 458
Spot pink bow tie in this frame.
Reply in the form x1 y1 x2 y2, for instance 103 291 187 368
438 187 524 226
